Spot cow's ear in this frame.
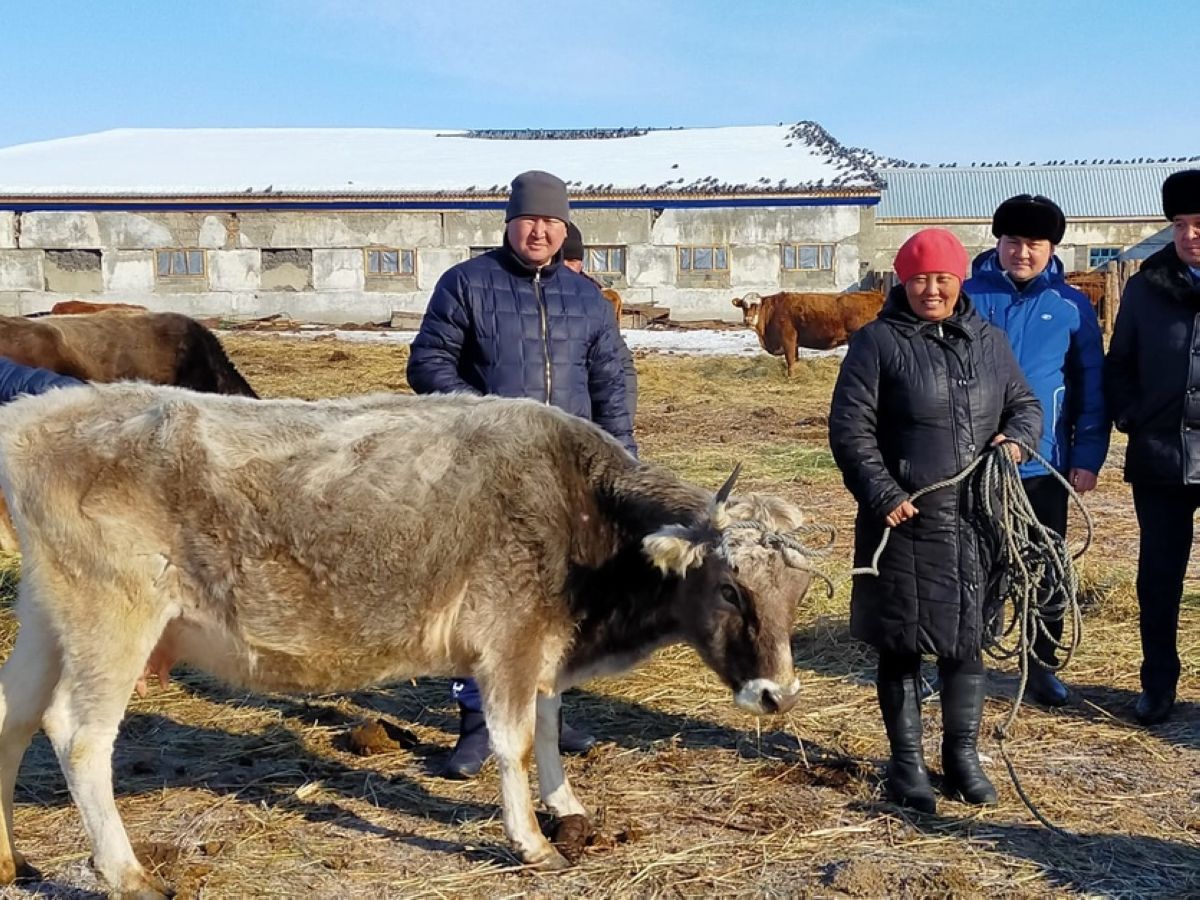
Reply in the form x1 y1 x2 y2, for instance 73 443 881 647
731 297 743 308
643 525 708 576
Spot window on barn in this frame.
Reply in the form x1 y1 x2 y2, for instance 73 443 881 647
1088 246 1121 269
678 245 728 271
781 243 835 271
365 248 416 276
584 246 626 276
155 249 206 278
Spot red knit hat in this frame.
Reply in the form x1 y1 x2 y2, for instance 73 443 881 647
893 229 969 283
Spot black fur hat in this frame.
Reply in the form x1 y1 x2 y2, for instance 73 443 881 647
991 194 1067 244
562 222 585 261
1162 169 1200 220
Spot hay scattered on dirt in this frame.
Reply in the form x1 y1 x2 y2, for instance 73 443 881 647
0 337 1194 898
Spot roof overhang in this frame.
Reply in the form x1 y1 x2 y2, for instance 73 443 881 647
0 190 880 213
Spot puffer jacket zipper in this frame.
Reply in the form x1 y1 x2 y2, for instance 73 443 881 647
534 268 552 403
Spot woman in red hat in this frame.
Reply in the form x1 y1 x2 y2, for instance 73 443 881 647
829 229 1042 813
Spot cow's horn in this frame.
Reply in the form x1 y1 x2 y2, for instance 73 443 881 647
710 463 742 526
742 291 761 304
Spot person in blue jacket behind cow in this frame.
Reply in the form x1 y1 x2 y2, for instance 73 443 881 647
964 194 1109 707
0 355 82 403
408 170 633 778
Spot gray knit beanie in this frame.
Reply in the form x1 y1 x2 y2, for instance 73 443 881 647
505 170 571 223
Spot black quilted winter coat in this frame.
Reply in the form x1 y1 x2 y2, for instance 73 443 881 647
407 240 635 455
829 286 1042 659
1105 244 1200 484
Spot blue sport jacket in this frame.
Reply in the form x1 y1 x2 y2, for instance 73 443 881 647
964 251 1108 476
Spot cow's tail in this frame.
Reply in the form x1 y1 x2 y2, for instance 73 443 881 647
177 322 259 398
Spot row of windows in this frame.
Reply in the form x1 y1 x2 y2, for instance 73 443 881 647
139 244 1135 283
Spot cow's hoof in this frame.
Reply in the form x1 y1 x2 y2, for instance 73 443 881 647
0 851 42 885
113 871 173 899
551 814 593 864
527 847 572 871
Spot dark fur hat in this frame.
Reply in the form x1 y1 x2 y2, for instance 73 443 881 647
991 194 1067 244
562 222 585 261
1162 169 1200 220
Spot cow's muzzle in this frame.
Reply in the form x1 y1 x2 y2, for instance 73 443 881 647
734 678 800 715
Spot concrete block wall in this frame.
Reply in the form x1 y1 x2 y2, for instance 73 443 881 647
0 204 892 322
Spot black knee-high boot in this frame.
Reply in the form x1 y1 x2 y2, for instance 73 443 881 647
940 670 998 805
877 670 937 813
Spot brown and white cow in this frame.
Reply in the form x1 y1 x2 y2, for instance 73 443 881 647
0 385 815 896
732 290 885 376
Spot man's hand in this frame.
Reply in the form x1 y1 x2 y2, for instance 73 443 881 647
1068 468 1098 494
884 500 919 528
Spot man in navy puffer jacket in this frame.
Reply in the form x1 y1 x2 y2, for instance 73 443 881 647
964 194 1108 707
408 170 632 778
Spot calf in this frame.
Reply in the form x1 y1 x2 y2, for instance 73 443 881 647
732 290 884 376
0 386 816 896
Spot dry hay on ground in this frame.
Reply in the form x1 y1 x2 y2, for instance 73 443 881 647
0 335 1195 898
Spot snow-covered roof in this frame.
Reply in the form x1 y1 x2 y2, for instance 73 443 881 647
0 122 891 199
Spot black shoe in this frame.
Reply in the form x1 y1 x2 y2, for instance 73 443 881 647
441 706 491 779
877 672 937 814
559 719 597 754
1134 689 1175 726
1026 667 1069 708
940 671 998 806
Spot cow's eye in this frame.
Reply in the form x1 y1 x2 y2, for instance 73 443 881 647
720 583 743 611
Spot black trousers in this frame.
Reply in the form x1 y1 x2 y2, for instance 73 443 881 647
879 650 984 681
1023 475 1069 665
1131 483 1200 695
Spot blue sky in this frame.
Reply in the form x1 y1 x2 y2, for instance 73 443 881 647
0 0 1194 164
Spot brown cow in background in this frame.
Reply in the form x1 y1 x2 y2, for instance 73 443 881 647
0 311 256 396
732 290 885 376
0 310 256 552
49 299 148 316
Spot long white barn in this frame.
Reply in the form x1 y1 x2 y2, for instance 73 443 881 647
0 123 885 321
0 124 1190 322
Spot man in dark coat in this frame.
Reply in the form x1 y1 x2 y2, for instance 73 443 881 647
1105 168 1200 726
561 221 638 421
408 170 631 777
830 229 1042 813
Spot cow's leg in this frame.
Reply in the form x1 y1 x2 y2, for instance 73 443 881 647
784 336 798 378
41 616 172 899
0 604 62 884
534 693 587 819
479 678 568 869
0 497 19 554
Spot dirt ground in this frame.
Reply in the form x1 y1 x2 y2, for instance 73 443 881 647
0 335 1196 899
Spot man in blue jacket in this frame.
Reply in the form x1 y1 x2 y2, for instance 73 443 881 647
964 194 1109 707
408 170 633 778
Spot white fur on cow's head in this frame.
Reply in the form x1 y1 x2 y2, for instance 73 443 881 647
731 292 763 328
642 524 710 576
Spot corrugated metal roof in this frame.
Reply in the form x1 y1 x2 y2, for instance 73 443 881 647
877 163 1197 219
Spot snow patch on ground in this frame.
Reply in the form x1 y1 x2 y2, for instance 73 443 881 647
228 328 848 359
